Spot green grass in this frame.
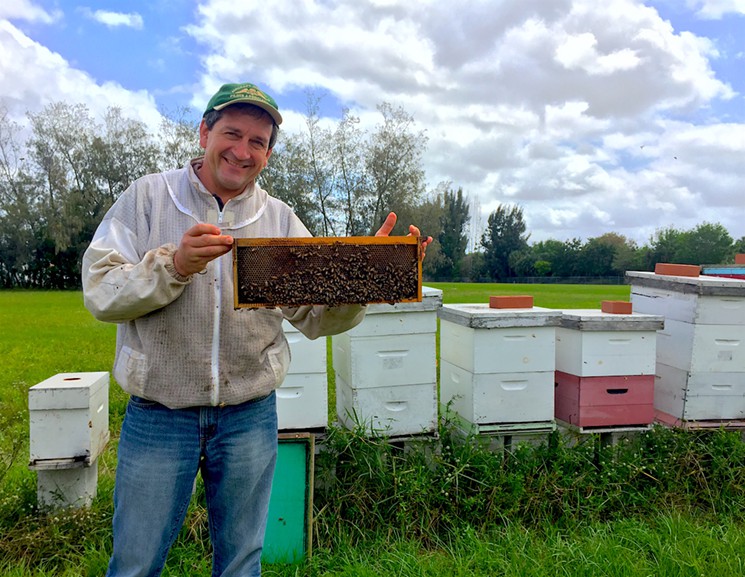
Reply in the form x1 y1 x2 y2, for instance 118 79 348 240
1 287 743 577
425 281 630 308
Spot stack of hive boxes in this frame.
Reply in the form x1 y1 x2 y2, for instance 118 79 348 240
28 372 110 509
701 254 745 280
628 267 745 426
438 296 561 433
553 302 663 430
332 286 442 437
277 320 328 431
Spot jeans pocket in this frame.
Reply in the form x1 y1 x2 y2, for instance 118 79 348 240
129 395 159 408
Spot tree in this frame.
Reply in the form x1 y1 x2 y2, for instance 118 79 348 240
158 107 202 171
436 186 470 280
530 239 577 277
333 109 368 236
577 237 617 276
676 222 733 265
576 233 639 277
260 132 322 235
90 107 159 206
480 204 529 280
647 223 733 267
364 103 428 234
15 102 169 288
647 226 683 269
0 108 43 287
303 95 338 236
410 189 446 281
734 236 745 257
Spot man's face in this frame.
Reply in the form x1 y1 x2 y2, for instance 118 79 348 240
198 108 274 200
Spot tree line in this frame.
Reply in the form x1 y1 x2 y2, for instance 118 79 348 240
1 100 743 289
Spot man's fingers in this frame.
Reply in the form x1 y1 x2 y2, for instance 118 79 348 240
375 212 398 237
174 223 234 276
184 223 233 247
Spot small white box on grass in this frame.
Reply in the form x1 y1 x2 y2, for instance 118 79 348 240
29 371 109 467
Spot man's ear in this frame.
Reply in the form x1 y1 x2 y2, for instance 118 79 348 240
198 119 209 149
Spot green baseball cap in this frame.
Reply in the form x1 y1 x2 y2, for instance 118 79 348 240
203 82 283 125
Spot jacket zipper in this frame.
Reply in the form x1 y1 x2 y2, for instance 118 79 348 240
210 209 224 406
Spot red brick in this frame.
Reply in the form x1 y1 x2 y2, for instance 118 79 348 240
601 300 633 314
489 295 534 309
654 263 700 277
736 254 745 265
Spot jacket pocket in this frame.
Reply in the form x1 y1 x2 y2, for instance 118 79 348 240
266 338 291 387
114 346 148 395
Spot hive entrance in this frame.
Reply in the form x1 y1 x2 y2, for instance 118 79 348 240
233 236 422 308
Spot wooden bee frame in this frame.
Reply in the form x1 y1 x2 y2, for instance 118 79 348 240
232 236 422 308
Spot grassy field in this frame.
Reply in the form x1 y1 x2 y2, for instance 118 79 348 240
425 281 630 308
1 286 743 577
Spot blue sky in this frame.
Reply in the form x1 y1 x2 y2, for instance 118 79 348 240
2 0 745 247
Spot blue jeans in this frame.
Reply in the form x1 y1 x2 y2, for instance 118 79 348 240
106 392 278 577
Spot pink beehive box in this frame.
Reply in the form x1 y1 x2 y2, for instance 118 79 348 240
554 371 655 428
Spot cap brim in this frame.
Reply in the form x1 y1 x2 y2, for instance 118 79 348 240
213 98 283 125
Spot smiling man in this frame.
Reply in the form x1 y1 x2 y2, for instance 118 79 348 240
82 82 431 577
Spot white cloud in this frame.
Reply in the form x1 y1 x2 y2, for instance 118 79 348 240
81 8 144 30
688 0 745 19
0 20 160 128
0 0 60 23
2 0 745 246
185 0 745 242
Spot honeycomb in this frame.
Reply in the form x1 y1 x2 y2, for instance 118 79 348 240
232 236 422 308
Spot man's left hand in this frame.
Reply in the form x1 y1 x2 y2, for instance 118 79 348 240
374 212 433 260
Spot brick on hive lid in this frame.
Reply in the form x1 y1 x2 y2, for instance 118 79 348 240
735 254 745 265
601 300 633 314
654 263 700 277
489 295 534 309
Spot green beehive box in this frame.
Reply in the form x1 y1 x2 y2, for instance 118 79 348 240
262 433 314 564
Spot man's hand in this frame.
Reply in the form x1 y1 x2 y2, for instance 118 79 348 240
375 211 433 260
173 223 234 277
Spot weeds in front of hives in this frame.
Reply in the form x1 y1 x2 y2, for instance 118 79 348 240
313 411 745 549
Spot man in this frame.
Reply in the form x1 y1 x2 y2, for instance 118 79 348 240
82 82 431 577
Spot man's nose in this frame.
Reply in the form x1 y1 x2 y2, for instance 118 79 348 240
232 139 254 160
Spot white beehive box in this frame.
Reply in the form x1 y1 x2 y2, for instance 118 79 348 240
333 286 442 436
627 271 745 424
438 304 561 426
656 319 745 373
276 372 328 430
29 372 109 467
333 332 436 388
336 375 437 437
654 363 745 422
628 272 745 325
555 309 663 377
440 318 556 374
440 360 554 424
278 321 328 430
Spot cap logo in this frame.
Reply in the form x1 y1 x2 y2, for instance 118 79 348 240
232 85 271 105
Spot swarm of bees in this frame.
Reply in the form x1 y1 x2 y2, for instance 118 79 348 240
233 238 421 308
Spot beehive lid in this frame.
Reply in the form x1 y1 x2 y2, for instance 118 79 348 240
365 285 443 314
438 303 562 328
233 236 422 308
28 372 109 410
626 271 745 296
557 309 664 331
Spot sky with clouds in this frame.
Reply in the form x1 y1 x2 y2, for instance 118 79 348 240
1 0 744 246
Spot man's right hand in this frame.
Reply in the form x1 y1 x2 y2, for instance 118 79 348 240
173 223 234 277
